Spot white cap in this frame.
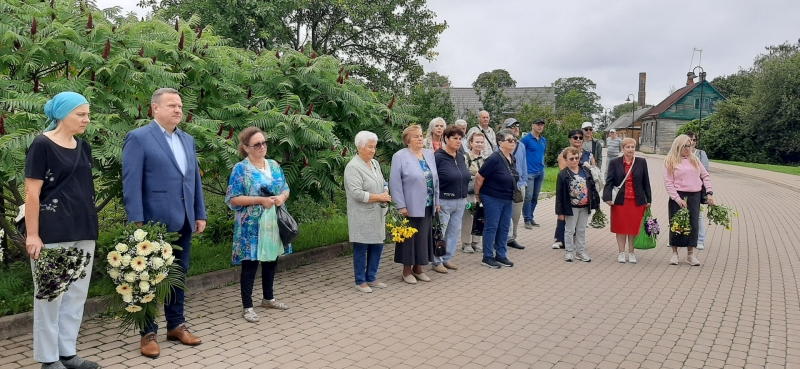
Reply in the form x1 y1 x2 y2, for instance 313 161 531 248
609 129 616 133
581 122 593 129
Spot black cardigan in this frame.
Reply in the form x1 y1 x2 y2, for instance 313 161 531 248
603 156 652 206
555 167 600 216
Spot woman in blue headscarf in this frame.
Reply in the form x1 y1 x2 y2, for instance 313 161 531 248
24 91 100 369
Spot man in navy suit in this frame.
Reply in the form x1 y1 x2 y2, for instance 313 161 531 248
122 88 207 358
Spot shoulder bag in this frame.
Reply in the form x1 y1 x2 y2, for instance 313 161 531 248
432 210 446 256
16 139 84 238
611 157 635 203
500 153 523 203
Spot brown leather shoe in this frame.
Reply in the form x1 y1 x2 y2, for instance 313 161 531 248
166 324 202 346
140 332 160 358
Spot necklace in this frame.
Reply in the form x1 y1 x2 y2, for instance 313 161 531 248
252 159 267 170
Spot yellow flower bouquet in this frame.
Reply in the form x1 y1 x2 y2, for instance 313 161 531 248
670 201 692 236
707 204 737 230
103 223 183 334
384 203 418 243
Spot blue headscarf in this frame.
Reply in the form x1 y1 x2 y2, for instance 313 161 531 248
43 92 90 132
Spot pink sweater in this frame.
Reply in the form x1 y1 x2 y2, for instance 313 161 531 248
663 158 713 202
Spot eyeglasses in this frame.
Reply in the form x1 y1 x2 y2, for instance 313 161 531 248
567 157 580 162
249 141 267 149
571 136 584 140
682 145 692 150
583 128 593 131
502 139 517 143
691 138 698 142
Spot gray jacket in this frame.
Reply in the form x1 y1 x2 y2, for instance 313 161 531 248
344 156 387 244
389 148 440 217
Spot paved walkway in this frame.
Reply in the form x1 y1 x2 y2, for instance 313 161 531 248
2 156 799 369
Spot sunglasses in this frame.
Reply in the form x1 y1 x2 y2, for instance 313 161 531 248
682 145 692 150
571 136 584 140
691 138 698 142
583 128 593 131
502 139 517 143
567 157 581 162
249 141 267 149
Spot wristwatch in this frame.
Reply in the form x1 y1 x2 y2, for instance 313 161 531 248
707 191 714 196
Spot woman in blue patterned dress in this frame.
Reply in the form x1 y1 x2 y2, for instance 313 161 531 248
226 127 291 323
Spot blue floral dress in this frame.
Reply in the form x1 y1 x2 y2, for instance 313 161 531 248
225 158 291 265
419 158 434 207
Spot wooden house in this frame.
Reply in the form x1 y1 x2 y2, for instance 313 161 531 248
638 73 726 154
604 107 653 145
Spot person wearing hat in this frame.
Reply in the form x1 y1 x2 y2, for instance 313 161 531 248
606 129 623 165
500 118 527 250
581 122 603 168
24 92 101 369
520 118 547 229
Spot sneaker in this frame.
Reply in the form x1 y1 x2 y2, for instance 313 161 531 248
552 242 562 249
524 222 533 230
481 257 501 269
577 251 591 262
473 243 483 252
686 255 700 266
59 355 100 369
496 257 514 267
462 244 475 253
261 299 289 310
42 363 67 369
355 284 373 293
431 264 448 274
628 253 637 264
531 221 540 227
618 252 626 263
696 244 705 250
565 252 574 262
243 307 260 322
669 253 679 265
507 240 525 250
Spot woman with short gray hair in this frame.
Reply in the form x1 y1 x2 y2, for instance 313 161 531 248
344 131 392 292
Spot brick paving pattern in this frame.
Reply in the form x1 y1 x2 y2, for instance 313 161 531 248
1 155 799 368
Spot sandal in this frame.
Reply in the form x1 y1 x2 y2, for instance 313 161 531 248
261 299 289 310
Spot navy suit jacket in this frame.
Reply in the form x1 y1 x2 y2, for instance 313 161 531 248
122 121 207 232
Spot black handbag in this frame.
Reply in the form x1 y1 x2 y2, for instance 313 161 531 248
700 184 708 204
471 204 485 236
499 152 523 203
260 187 299 246
432 210 446 257
16 139 84 238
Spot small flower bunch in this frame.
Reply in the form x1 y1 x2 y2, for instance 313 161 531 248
707 204 737 230
384 203 419 243
645 216 660 239
33 247 92 301
105 223 182 333
589 209 607 228
670 202 692 235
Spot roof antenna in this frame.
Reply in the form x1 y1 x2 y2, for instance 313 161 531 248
688 47 703 70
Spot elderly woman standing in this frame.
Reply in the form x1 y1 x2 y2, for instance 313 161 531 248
604 138 652 263
344 131 392 293
685 131 710 250
390 125 440 284
25 92 100 369
556 147 600 263
664 134 714 266
474 129 518 269
424 117 446 151
461 132 487 253
431 125 471 274
552 129 595 249
226 127 291 323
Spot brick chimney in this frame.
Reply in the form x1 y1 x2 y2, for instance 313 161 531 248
686 72 695 86
638 72 646 108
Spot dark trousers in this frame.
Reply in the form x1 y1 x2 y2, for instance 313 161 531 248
143 218 192 335
554 218 566 243
240 260 278 308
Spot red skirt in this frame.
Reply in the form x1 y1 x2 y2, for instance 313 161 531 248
611 199 646 235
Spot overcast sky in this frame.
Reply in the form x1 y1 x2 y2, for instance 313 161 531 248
100 0 799 110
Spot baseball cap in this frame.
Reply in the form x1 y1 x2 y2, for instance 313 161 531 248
609 129 616 133
533 118 545 125
581 122 593 129
504 118 520 128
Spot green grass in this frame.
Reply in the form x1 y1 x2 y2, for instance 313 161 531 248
713 160 800 176
293 215 349 252
542 167 560 193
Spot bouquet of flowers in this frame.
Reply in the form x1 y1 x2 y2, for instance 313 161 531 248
670 202 692 235
645 215 661 240
384 203 419 243
707 204 737 230
33 246 92 301
104 223 183 333
589 209 607 228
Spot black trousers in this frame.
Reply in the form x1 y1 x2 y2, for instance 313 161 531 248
240 259 278 308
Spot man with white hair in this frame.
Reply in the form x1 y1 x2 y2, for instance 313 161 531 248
455 119 468 153
467 111 496 158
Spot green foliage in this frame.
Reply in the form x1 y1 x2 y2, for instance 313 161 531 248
408 72 455 125
710 70 754 99
552 77 602 117
517 103 584 166
0 262 33 316
139 0 448 89
473 69 516 126
292 215 349 252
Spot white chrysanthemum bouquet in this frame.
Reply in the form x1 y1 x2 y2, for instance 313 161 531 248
33 246 92 301
104 223 183 333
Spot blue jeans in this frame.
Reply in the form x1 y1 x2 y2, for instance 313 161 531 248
353 243 383 285
698 205 707 245
523 170 545 223
434 198 467 265
143 219 192 335
481 194 513 259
